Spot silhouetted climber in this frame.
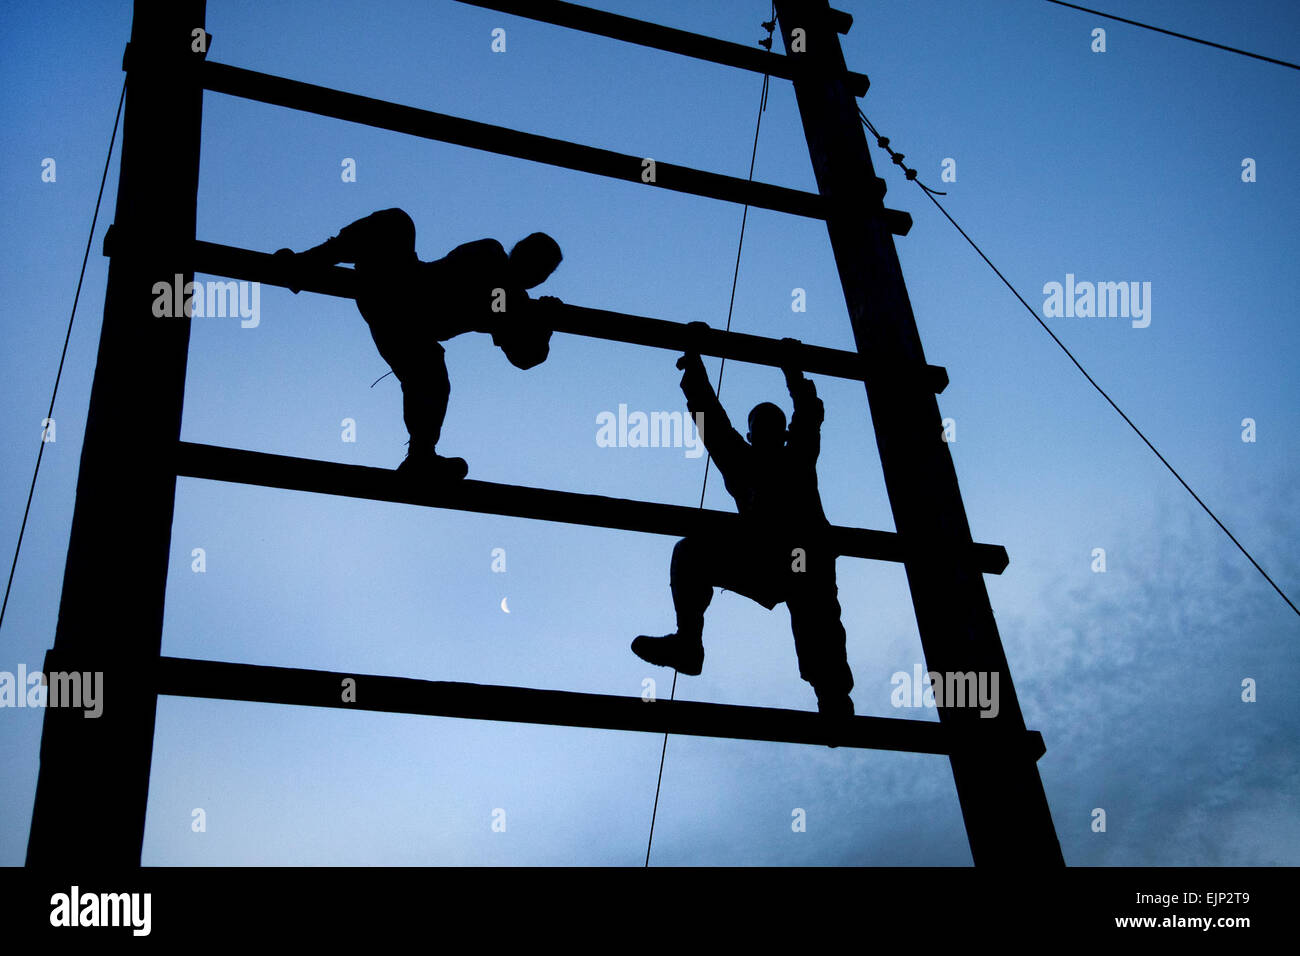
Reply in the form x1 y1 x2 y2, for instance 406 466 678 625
633 328 854 720
274 208 562 478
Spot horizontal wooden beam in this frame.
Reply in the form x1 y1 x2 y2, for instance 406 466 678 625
450 0 868 95
174 441 1010 574
153 655 952 753
32 649 1044 758
169 237 947 393
199 61 912 234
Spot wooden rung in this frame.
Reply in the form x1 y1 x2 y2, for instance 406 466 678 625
138 236 948 394
199 62 910 230
450 0 869 96
174 442 1011 574
152 655 953 753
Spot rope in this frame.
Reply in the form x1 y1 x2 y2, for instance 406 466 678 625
0 76 127 635
644 9 775 867
858 109 946 196
858 111 1299 620
1039 0 1300 72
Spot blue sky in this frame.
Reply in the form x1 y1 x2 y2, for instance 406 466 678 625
1 0 1297 865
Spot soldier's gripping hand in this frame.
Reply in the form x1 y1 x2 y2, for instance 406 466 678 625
272 248 304 294
534 295 562 326
683 319 712 352
779 336 816 399
778 336 805 377
676 321 710 366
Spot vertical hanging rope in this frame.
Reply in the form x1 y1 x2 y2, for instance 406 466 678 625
644 9 774 867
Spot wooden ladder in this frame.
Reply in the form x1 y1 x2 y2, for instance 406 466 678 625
27 0 1063 867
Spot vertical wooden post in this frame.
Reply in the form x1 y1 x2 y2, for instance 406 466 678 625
27 0 206 865
773 0 1064 865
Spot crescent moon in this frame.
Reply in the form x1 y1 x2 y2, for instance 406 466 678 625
500 597 510 614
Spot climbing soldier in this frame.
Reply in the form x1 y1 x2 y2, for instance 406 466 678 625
274 207 563 478
632 329 854 721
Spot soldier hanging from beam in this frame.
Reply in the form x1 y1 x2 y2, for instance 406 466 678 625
274 207 563 479
632 327 855 724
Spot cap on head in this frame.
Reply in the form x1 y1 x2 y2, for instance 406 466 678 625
509 232 563 289
372 208 418 264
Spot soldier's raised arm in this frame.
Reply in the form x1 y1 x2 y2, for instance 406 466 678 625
678 323 746 468
780 337 823 462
